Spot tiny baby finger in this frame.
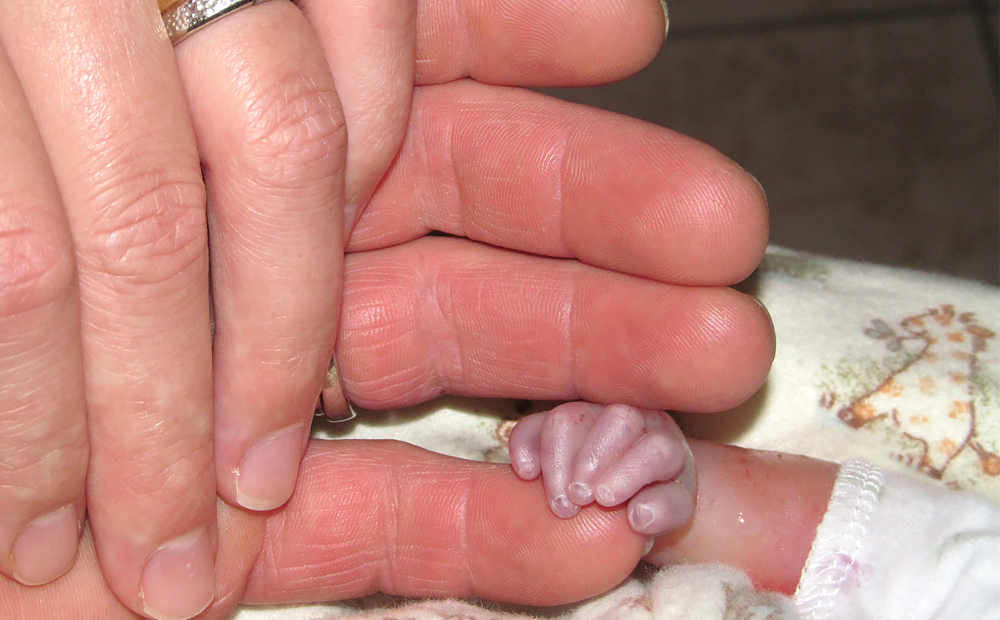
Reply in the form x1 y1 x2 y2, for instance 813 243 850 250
593 431 688 506
628 481 697 538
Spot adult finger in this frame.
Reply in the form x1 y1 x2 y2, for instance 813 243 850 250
0 439 650 618
339 237 774 413
174 1 346 513
0 46 87 587
0 440 836 616
296 0 668 227
0 1 217 617
246 439 649 606
351 82 770 286
413 0 668 87
298 0 416 228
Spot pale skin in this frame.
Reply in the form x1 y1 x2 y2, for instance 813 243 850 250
510 402 697 538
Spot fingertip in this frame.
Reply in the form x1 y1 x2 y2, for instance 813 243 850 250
665 287 776 412
508 413 544 480
718 290 777 405
567 481 593 505
510 448 540 480
234 424 308 512
550 495 581 519
140 527 216 620
627 483 696 538
415 0 667 86
466 460 649 605
629 503 657 533
594 484 618 507
10 504 82 586
665 151 770 285
688 154 770 284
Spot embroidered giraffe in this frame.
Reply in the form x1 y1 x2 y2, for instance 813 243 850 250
838 305 999 479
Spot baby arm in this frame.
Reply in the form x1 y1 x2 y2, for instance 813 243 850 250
508 402 697 538
510 404 837 593
512 404 999 614
657 443 1000 618
651 441 837 594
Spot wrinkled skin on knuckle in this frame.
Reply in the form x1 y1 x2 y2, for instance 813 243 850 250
76 167 208 288
236 71 347 192
0 201 76 317
338 256 446 406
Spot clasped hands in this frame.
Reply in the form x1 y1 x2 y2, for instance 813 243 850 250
0 0 772 617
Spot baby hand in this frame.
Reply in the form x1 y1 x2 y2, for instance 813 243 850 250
508 402 697 538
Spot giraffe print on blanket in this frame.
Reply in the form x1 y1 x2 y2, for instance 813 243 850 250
837 305 999 480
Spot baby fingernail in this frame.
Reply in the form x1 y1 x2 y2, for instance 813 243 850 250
11 505 80 585
643 538 656 556
629 503 659 534
141 528 215 620
567 482 592 504
512 452 539 479
595 485 617 506
550 495 580 518
236 424 306 511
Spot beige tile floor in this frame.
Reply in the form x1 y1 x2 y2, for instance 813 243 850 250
543 0 999 284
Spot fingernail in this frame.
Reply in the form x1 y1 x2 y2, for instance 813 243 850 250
235 424 306 511
595 485 617 506
660 0 670 38
677 442 698 497
643 538 656 556
512 451 539 479
11 505 81 585
140 528 215 620
567 482 593 504
629 503 659 533
550 495 580 519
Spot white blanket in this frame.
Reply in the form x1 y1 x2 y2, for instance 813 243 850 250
232 247 1000 620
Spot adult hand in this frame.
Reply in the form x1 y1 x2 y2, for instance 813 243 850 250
1 59 773 613
0 439 654 618
0 2 351 618
0 0 665 612
0 1 769 619
1 439 832 619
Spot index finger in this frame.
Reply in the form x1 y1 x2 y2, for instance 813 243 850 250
248 439 650 606
0 440 650 618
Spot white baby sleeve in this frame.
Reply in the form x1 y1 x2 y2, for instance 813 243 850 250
793 459 1000 620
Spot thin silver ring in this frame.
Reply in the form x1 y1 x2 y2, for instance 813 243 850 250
161 0 274 45
314 357 358 423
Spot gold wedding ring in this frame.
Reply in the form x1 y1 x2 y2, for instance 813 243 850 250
160 0 274 45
